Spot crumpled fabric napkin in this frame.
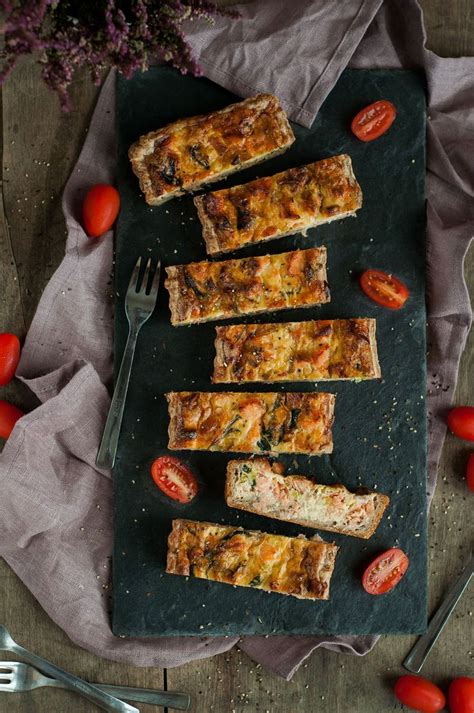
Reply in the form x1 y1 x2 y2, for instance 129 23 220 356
0 0 472 680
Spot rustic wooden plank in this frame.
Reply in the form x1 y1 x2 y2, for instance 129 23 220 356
419 0 474 56
0 57 167 712
0 59 101 329
1 2 473 711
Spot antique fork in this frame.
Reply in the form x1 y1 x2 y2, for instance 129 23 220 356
0 661 191 709
0 627 137 712
97 257 160 469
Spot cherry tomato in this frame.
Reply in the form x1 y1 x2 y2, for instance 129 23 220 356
362 547 409 595
151 456 198 504
360 269 409 310
447 407 474 442
82 184 120 238
0 333 20 386
467 454 474 493
394 675 446 712
351 99 397 142
449 676 474 713
0 399 24 439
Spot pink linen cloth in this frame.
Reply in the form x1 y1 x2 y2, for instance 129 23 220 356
0 0 472 680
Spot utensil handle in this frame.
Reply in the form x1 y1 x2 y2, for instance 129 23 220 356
403 556 474 673
93 685 191 709
46 678 191 709
96 325 139 469
12 644 138 713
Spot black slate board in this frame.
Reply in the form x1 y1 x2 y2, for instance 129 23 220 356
113 67 427 637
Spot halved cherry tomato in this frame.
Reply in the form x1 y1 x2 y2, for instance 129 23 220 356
448 407 474 442
82 184 120 238
151 456 198 504
362 547 409 595
0 333 20 386
467 454 474 493
351 99 397 142
360 269 409 310
0 399 24 439
449 676 474 713
394 675 446 713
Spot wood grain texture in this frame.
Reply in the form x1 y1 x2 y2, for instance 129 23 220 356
0 2 473 711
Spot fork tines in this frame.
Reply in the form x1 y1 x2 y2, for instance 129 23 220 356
128 256 161 299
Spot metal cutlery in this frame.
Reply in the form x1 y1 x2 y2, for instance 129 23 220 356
0 626 137 712
403 551 474 672
0 660 191 709
97 256 160 469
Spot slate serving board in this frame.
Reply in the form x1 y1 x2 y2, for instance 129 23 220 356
113 67 427 637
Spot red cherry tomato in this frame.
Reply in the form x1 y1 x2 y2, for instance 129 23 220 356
449 676 474 713
151 456 198 504
0 399 24 439
467 454 474 493
0 333 21 386
82 184 120 238
394 675 446 712
360 269 409 310
448 407 474 442
362 547 409 595
351 99 397 142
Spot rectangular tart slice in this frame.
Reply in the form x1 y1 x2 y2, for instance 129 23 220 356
213 318 381 383
226 459 389 539
166 519 338 600
129 94 295 206
194 154 362 255
166 391 335 455
164 247 329 326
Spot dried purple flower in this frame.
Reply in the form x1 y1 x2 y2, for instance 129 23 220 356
0 0 239 110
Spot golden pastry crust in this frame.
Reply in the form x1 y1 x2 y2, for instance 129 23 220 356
194 154 362 255
212 318 381 383
225 458 389 539
166 391 335 455
128 94 295 205
164 247 329 326
166 519 338 600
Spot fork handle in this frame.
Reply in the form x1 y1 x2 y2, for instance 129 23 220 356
45 679 190 709
97 324 140 469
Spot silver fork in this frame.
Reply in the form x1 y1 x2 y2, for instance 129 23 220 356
0 661 191 709
97 257 161 469
0 626 137 712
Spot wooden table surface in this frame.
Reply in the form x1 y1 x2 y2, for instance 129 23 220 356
0 3 473 711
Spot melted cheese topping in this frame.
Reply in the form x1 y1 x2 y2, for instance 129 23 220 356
165 247 329 325
195 155 362 254
166 519 338 600
213 319 380 382
130 94 294 202
226 459 388 538
166 391 335 455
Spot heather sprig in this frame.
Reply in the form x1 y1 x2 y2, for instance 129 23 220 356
0 0 238 110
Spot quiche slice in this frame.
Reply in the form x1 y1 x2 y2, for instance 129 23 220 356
226 459 389 539
164 247 329 326
128 94 295 205
213 318 381 383
194 154 362 255
166 519 338 600
166 391 335 455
